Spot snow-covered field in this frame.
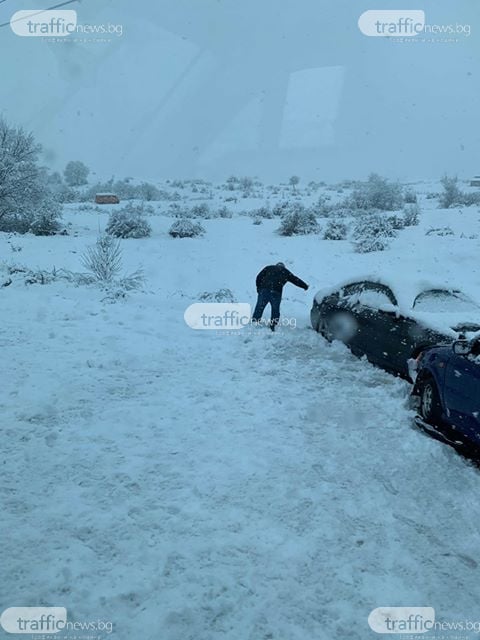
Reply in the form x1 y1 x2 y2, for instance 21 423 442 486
2 184 480 639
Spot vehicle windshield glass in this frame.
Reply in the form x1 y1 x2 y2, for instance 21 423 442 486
413 290 479 313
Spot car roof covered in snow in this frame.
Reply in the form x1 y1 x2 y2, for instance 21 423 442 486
314 274 480 338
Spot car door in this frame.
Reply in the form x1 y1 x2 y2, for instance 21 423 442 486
443 345 480 442
372 311 421 376
340 283 401 369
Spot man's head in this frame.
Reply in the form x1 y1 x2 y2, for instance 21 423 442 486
276 262 285 268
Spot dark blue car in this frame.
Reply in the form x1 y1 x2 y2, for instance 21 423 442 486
412 337 480 449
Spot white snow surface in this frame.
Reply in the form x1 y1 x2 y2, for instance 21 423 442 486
2 186 480 639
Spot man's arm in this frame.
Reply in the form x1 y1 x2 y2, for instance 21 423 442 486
256 267 268 291
286 270 309 290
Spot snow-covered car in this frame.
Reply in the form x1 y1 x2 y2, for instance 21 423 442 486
310 278 480 379
411 338 480 450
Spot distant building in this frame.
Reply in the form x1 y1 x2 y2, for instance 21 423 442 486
470 177 480 187
95 193 120 204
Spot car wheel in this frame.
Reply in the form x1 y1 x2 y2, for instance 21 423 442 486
321 311 358 343
419 378 442 425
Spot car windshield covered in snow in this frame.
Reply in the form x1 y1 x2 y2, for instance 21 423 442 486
413 289 480 313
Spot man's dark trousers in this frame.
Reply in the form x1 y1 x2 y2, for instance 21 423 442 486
252 289 282 329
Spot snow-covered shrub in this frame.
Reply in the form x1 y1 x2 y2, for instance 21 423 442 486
403 203 420 226
250 205 273 219
438 176 480 208
277 204 320 236
323 220 348 240
439 175 461 208
168 203 187 218
271 201 291 217
387 214 406 231
425 226 454 237
332 207 358 218
461 192 480 207
217 206 232 218
190 203 211 219
352 213 396 253
403 188 418 204
198 288 236 303
349 174 403 211
310 194 333 216
106 203 152 239
239 176 254 196
169 218 205 238
135 182 162 201
252 217 262 225
29 199 62 236
81 234 123 282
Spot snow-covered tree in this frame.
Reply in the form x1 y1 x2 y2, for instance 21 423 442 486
0 118 62 233
64 160 90 186
289 175 300 192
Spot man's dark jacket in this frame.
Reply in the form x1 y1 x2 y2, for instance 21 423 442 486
256 264 308 294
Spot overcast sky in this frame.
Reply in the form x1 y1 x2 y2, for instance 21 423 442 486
1 0 479 182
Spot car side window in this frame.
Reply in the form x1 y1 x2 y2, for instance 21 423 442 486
355 289 395 310
341 281 397 309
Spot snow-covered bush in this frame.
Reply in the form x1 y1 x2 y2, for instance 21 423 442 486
311 194 333 216
277 204 320 236
349 174 403 211
169 218 205 238
250 205 273 219
461 192 480 207
0 119 62 234
439 176 461 208
190 203 211 219
387 214 406 231
323 220 348 240
64 160 90 186
106 203 152 239
135 181 162 201
403 188 418 204
403 203 420 226
278 211 320 236
438 176 480 208
352 213 396 253
239 176 254 196
29 198 63 236
425 226 454 237
81 234 123 282
271 201 291 217
198 288 236 303
217 206 233 218
252 217 262 225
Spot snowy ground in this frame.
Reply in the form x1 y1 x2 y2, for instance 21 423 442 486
2 185 480 639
